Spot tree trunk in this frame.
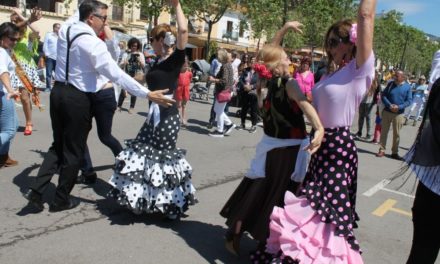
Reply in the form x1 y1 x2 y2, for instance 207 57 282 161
206 21 213 60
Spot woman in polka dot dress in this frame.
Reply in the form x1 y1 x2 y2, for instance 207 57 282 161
108 0 196 219
10 8 43 136
259 0 377 263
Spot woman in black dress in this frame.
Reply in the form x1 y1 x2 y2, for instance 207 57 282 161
220 21 324 256
109 0 196 219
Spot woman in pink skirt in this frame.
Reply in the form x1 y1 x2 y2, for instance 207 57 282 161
257 0 377 263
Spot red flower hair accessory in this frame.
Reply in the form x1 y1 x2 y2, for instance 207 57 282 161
253 63 273 79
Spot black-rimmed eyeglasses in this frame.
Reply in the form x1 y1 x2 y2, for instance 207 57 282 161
93 13 107 22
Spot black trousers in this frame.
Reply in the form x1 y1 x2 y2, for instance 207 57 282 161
117 90 136 109
30 83 92 205
82 88 122 173
407 182 440 264
240 91 258 126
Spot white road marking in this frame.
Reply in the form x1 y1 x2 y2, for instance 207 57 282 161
363 179 391 197
382 187 415 199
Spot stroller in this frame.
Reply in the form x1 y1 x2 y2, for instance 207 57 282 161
190 59 210 101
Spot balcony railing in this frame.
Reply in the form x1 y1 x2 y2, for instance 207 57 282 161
222 30 239 42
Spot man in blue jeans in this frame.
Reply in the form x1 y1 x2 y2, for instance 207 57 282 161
42 23 60 92
376 70 412 160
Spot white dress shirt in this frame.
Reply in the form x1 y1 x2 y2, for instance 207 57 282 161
54 14 149 97
43 32 58 60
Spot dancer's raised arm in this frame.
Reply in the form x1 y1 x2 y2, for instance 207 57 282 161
271 21 303 46
170 0 188 50
356 0 376 68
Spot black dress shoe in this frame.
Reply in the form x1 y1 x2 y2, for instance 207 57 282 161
49 197 80 213
76 172 97 184
390 154 403 161
23 189 44 211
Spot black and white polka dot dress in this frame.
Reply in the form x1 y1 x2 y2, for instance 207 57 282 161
11 59 43 89
109 112 196 216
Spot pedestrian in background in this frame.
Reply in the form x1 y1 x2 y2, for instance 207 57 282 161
294 56 314 102
0 22 21 168
42 23 60 92
236 56 259 133
10 7 43 136
404 75 429 126
208 49 236 138
175 56 192 126
117 37 145 114
356 71 380 140
376 70 412 160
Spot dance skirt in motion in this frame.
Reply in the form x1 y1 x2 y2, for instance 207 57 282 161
108 112 196 216
11 58 43 89
264 191 363 264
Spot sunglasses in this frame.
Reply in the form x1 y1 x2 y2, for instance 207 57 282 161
93 13 107 22
327 37 343 49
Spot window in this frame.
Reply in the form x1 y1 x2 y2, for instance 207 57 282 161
226 21 233 34
112 3 123 21
239 21 244 38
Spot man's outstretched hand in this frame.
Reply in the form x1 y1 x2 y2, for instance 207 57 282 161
147 89 175 107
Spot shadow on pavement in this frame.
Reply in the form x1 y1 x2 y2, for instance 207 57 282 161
356 147 378 156
165 220 255 264
185 118 211 135
95 203 256 263
12 162 56 216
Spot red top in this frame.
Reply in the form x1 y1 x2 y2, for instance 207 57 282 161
178 71 192 88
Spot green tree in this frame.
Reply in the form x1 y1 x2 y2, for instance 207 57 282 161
373 10 440 74
240 0 284 50
181 0 234 59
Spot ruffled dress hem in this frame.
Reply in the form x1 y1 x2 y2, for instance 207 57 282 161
108 138 197 216
264 191 363 264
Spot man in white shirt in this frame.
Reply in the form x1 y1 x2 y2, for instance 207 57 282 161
23 0 174 213
231 51 241 85
42 23 60 91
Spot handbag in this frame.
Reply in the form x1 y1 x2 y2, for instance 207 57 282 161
134 69 145 84
217 88 232 103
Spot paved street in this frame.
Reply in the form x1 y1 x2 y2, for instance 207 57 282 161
0 91 438 264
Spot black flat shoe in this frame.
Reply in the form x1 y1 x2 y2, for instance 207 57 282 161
225 231 241 257
49 197 80 213
23 189 44 211
76 172 97 184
